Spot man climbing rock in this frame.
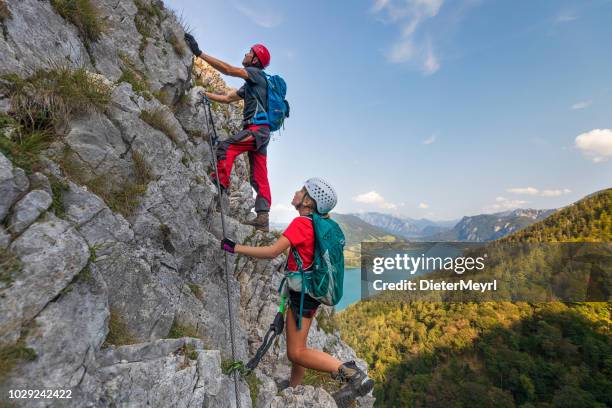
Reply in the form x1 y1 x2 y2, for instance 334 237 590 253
184 33 272 232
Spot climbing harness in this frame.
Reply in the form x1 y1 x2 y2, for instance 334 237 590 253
200 94 241 408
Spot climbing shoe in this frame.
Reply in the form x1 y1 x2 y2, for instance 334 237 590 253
244 211 269 232
332 361 374 407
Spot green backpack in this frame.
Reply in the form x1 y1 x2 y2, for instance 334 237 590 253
280 213 346 329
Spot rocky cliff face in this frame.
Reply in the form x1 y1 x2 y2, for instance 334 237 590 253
0 1 372 407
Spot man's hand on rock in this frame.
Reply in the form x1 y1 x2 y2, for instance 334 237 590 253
184 33 202 57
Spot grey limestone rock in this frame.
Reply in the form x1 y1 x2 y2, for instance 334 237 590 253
269 385 337 408
8 190 53 234
0 153 29 221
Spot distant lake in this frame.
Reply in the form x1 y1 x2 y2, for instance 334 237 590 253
336 268 362 312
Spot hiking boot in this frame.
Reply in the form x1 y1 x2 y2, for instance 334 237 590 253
244 211 269 232
332 361 375 407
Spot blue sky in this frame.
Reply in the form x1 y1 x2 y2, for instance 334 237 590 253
165 0 612 223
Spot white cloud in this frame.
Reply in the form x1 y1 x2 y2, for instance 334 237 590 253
507 187 572 197
571 100 591 110
541 189 572 197
423 40 440 75
483 196 528 212
422 134 437 144
373 0 445 73
507 187 539 195
371 0 391 13
556 13 576 23
418 202 429 209
353 191 397 210
234 2 283 28
388 39 416 63
575 128 612 163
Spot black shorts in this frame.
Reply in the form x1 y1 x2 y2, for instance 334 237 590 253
288 290 320 319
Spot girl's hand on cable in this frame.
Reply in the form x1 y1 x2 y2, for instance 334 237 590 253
221 237 236 253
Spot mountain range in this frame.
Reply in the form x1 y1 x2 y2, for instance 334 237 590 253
351 209 555 242
426 208 555 241
352 212 456 239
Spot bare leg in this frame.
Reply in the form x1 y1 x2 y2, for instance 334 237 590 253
286 308 343 387
289 362 306 387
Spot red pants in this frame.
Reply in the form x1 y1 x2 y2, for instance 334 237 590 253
215 125 271 212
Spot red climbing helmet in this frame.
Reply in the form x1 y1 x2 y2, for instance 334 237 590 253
251 44 270 68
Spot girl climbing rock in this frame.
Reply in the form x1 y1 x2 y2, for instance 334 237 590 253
221 178 374 406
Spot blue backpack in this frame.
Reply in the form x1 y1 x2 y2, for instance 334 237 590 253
248 72 290 132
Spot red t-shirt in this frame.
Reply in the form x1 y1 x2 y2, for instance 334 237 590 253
283 216 314 271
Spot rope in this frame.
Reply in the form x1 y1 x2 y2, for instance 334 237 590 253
201 95 241 408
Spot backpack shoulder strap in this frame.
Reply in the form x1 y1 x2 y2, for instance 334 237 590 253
290 214 312 330
246 83 266 113
291 247 303 272
288 246 307 330
245 69 268 108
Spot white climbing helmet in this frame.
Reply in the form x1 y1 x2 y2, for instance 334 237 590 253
304 177 337 214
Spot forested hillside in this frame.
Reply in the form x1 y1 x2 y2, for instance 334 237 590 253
503 188 611 243
337 189 611 407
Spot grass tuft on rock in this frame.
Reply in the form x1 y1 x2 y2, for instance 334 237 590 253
117 52 152 99
176 343 199 371
1 67 112 173
167 318 201 339
0 124 52 174
140 108 179 144
245 371 262 406
134 0 165 61
0 247 21 287
57 147 152 218
152 89 172 106
220 359 262 406
50 0 105 46
168 32 186 57
187 283 204 301
75 265 94 285
0 341 37 383
178 343 198 360
49 175 69 217
0 0 11 20
1 67 112 132
103 308 137 347
0 68 111 172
